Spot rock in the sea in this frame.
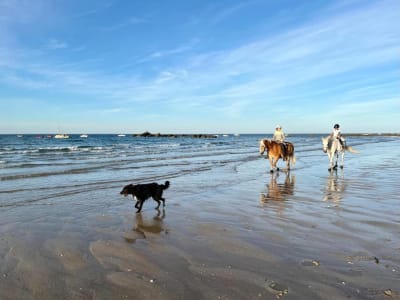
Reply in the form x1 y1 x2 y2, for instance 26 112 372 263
134 132 217 138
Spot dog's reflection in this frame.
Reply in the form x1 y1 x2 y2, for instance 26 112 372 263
260 172 296 203
134 209 166 236
323 170 345 206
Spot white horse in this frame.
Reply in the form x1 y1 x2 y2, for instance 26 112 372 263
322 136 358 171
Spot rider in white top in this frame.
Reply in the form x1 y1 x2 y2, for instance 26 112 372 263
330 124 345 148
273 125 285 142
273 125 287 158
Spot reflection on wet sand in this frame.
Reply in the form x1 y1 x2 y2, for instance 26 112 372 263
260 173 296 212
323 170 345 206
134 209 166 236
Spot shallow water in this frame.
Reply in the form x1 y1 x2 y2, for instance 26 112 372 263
0 134 399 299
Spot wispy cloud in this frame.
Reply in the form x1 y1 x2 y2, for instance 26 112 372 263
45 39 68 50
138 39 199 63
69 2 113 19
149 45 191 59
210 1 259 24
101 16 148 31
0 0 46 23
98 107 122 114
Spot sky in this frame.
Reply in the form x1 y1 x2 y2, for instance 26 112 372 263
0 0 399 134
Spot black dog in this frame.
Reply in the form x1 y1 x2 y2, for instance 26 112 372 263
120 181 170 213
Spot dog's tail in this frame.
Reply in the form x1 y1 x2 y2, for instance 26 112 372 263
163 181 170 190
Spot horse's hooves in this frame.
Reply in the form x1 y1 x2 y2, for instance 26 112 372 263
340 166 344 169
276 167 280 171
270 170 274 173
328 168 332 171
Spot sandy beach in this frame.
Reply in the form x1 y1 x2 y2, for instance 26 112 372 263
0 135 399 299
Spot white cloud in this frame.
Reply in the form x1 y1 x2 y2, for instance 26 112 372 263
99 108 122 114
101 16 148 31
45 39 68 50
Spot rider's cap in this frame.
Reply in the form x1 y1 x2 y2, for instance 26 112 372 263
334 124 340 129
276 125 281 129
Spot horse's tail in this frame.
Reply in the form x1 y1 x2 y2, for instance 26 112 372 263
286 142 296 165
345 146 359 154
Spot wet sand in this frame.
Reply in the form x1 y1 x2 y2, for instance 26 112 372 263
1 139 400 299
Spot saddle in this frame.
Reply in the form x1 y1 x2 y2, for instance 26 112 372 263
331 137 345 152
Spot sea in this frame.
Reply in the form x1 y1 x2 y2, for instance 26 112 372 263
0 133 399 208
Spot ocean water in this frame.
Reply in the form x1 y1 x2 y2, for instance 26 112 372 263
0 134 259 207
0 133 398 208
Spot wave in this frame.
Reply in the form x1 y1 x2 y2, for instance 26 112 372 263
0 164 218 208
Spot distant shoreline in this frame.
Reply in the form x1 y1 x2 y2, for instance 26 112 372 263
1 132 400 137
134 132 400 138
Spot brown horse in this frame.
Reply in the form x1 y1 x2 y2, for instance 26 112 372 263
259 139 296 173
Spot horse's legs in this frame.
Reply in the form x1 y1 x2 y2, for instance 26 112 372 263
334 152 338 169
328 152 334 170
340 151 345 169
269 156 280 172
269 157 275 173
274 157 280 172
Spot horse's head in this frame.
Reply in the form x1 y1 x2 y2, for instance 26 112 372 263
321 136 329 153
259 139 268 155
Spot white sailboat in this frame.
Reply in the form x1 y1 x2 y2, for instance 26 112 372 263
54 134 70 139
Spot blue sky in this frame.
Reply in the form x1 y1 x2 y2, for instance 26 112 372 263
0 0 399 134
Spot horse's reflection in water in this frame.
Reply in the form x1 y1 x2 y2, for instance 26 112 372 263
323 170 345 206
134 209 166 236
260 172 296 214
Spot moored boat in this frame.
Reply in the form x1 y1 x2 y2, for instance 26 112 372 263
54 134 70 139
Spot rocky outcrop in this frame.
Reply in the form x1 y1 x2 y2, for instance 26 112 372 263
134 132 217 138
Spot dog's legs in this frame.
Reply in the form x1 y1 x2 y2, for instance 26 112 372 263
136 200 144 213
154 196 166 209
155 200 161 209
133 195 140 209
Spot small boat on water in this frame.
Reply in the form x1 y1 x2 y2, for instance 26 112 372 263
80 134 88 138
117 134 126 137
54 134 70 139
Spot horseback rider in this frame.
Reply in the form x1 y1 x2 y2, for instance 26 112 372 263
273 125 285 142
330 124 345 149
273 125 287 159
